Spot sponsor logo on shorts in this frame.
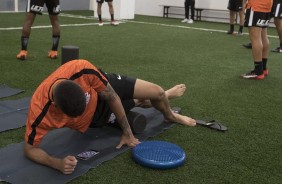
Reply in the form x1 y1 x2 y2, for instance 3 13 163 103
53 5 60 13
117 75 121 80
256 19 269 27
30 5 43 13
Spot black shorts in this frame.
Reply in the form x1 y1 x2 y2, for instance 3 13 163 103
97 0 113 3
244 8 271 28
185 0 195 5
90 71 136 128
227 0 243 11
26 0 60 15
271 0 282 18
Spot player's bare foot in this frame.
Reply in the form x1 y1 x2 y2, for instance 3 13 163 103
173 113 196 126
166 84 186 99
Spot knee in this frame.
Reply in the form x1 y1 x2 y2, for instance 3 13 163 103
153 85 166 101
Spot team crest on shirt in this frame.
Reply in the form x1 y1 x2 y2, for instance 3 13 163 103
85 92 90 104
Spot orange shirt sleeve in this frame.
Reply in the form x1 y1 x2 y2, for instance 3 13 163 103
25 101 51 146
83 60 108 93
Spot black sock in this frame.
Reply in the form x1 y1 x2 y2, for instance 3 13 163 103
262 58 267 70
111 14 114 21
21 36 29 50
98 15 102 22
51 35 60 51
239 26 243 33
280 43 282 48
230 24 234 32
254 61 263 75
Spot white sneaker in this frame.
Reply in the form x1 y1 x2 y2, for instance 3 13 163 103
98 21 103 26
181 18 189 23
187 19 194 24
111 20 119 26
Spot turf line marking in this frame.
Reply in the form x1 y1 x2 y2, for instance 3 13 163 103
123 20 279 39
59 13 96 20
0 13 279 39
0 22 126 31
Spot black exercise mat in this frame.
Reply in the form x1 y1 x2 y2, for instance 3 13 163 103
0 97 30 132
0 107 176 184
0 85 24 99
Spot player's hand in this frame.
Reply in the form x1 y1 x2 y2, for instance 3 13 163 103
116 134 140 149
59 156 78 174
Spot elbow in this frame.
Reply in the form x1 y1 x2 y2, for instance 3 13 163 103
23 142 33 159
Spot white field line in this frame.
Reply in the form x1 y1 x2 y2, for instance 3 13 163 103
0 13 279 39
123 20 279 39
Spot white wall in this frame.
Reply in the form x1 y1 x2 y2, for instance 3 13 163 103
135 0 229 20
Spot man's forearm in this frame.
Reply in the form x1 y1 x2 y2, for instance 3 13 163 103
108 96 134 136
24 143 61 171
100 84 134 136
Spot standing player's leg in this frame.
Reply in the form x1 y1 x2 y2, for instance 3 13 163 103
17 13 36 60
227 0 237 34
227 10 236 34
241 26 264 79
17 0 44 60
241 7 271 80
48 15 60 59
181 0 189 23
188 0 195 23
46 0 60 59
97 0 104 26
272 17 282 52
261 28 270 75
107 1 119 25
237 9 244 35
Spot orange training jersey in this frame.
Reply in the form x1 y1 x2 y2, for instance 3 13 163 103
246 0 273 12
25 59 108 146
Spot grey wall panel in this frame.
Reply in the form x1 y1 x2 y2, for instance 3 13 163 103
60 0 90 11
0 0 14 11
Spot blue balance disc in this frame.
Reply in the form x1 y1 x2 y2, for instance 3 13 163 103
132 141 186 169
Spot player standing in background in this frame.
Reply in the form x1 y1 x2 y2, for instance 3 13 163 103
16 0 61 60
271 0 282 53
241 0 273 80
96 0 119 26
227 0 245 36
181 0 195 24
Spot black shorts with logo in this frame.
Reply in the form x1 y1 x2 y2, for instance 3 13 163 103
271 0 282 18
27 0 60 15
97 0 113 3
90 71 136 127
227 0 243 11
244 8 271 28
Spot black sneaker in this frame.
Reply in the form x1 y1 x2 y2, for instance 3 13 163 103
271 47 282 53
243 43 252 49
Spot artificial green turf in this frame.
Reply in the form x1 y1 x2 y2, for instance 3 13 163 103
0 11 281 184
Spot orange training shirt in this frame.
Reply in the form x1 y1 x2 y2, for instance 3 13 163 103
246 0 273 12
25 59 108 146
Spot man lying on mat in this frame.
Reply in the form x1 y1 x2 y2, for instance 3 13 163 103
24 59 196 174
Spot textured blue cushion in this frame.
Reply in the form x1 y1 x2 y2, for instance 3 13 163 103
132 141 186 169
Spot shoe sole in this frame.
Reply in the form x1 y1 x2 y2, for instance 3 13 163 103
49 56 57 59
271 50 282 53
17 56 27 60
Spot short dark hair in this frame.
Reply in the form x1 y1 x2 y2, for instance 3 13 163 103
53 80 86 117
